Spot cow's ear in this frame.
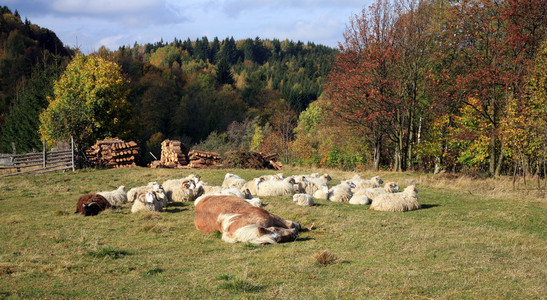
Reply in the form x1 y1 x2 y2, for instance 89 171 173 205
257 227 270 236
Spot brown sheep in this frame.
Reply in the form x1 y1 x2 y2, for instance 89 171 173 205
75 194 111 216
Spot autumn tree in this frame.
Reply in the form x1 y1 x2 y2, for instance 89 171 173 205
431 0 547 176
501 39 547 184
39 54 131 147
325 0 428 171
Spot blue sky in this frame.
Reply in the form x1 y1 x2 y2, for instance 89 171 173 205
6 0 371 53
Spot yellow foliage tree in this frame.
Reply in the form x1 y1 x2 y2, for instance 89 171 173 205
39 54 131 147
501 39 547 176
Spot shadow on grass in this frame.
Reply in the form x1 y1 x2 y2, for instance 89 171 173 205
420 204 440 209
294 237 315 242
165 208 188 213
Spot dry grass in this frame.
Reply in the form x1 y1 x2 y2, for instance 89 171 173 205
0 166 545 299
313 250 338 265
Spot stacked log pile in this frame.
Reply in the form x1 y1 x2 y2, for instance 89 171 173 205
155 139 189 168
86 138 139 168
187 150 221 168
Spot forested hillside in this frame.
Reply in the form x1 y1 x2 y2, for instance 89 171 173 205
2 0 546 177
0 5 335 164
0 6 72 152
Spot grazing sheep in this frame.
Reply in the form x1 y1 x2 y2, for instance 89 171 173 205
293 194 314 206
256 177 296 197
222 173 247 189
127 182 158 203
350 175 384 191
328 180 355 203
131 191 163 213
370 185 420 212
75 194 111 216
98 185 127 206
360 182 400 203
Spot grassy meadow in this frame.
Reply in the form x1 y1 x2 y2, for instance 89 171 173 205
0 167 545 299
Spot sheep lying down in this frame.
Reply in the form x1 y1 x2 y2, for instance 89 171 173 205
369 185 420 212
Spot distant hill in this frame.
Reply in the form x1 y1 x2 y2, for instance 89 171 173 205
0 6 72 152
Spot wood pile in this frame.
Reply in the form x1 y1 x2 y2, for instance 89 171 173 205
86 138 139 168
187 150 221 168
262 153 283 170
155 139 189 168
222 150 283 170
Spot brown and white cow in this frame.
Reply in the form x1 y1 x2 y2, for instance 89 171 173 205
194 195 300 244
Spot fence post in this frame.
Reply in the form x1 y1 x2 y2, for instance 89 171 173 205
71 136 75 172
12 142 20 172
43 140 47 168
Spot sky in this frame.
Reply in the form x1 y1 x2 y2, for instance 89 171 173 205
6 0 372 53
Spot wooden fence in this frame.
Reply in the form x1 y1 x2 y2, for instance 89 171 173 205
0 138 75 177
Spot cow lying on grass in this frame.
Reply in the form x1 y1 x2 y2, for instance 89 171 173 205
194 195 300 244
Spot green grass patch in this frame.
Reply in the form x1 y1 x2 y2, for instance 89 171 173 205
87 247 129 259
217 278 263 294
0 167 545 299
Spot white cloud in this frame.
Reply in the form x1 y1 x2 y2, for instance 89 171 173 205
50 0 162 15
7 0 372 53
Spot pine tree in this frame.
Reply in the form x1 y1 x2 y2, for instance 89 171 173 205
215 58 234 86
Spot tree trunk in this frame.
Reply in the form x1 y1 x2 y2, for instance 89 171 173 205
489 134 496 176
434 156 441 174
494 143 504 177
373 137 381 171
407 117 414 171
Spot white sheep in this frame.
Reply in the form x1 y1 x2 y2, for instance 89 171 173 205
307 173 332 186
163 178 204 202
256 177 296 197
293 193 314 206
259 173 285 181
243 177 264 196
222 173 247 189
350 175 384 191
151 183 168 210
98 185 128 206
313 185 329 200
348 194 371 205
127 182 158 203
202 185 253 199
328 180 355 203
361 182 399 203
193 194 263 208
131 191 163 213
370 185 420 212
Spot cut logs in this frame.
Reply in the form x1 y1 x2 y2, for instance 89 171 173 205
187 150 221 168
85 138 139 168
157 139 189 168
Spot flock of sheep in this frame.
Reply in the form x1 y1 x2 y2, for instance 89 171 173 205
75 172 421 242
